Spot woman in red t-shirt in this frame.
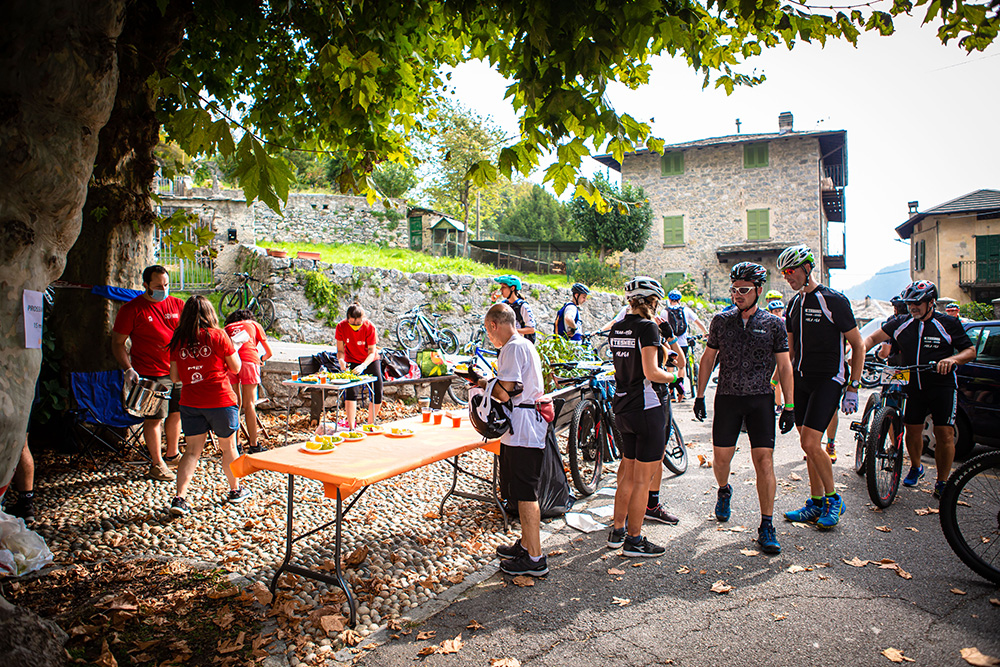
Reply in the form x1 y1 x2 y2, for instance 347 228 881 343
167 296 249 515
334 303 382 429
224 309 273 454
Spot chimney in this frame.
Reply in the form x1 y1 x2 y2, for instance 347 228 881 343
778 111 793 134
908 201 919 218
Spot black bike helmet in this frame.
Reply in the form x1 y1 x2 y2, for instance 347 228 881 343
571 283 590 296
468 380 511 439
730 262 767 286
890 295 907 315
900 280 937 304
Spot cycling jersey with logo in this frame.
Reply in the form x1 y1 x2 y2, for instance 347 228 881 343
170 328 238 408
785 284 857 382
880 311 973 390
707 308 789 395
610 314 666 413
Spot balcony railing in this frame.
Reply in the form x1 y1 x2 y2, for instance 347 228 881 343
824 228 846 270
959 259 1000 286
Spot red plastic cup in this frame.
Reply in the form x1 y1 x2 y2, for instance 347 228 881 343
433 411 443 425
421 407 431 423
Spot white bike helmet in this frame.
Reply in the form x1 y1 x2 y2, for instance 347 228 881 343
624 276 664 300
777 245 815 272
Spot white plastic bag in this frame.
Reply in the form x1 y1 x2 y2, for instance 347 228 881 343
0 510 53 576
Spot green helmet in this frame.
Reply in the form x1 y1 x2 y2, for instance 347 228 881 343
764 289 783 301
777 245 815 272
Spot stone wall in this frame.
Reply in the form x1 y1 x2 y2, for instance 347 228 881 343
620 135 828 302
253 193 408 248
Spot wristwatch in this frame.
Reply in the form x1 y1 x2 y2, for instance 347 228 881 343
848 379 861 390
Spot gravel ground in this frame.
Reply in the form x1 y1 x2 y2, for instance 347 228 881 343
20 409 531 654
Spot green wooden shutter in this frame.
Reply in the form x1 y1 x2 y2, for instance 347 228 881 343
408 216 423 251
747 209 770 240
976 234 1000 283
744 143 769 168
660 152 684 176
663 215 684 245
919 240 926 271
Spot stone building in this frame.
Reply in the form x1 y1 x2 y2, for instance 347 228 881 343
592 112 847 300
894 189 1000 305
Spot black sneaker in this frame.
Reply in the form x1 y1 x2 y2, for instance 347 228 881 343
228 487 252 504
622 535 665 558
499 553 548 577
6 495 35 526
645 503 679 525
169 496 191 515
496 539 528 559
247 445 265 455
607 526 626 549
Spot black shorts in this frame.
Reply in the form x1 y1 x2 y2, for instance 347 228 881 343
615 402 669 463
713 394 776 449
793 375 842 432
499 443 544 503
903 386 958 427
344 359 383 403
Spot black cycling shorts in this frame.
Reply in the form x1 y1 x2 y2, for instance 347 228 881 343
615 402 669 463
499 443 543 503
344 359 383 403
903 386 958 428
793 375 843 433
713 394 776 449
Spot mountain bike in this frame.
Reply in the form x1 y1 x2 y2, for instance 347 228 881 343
683 334 704 396
218 272 276 331
580 330 611 362
553 363 620 496
861 352 886 389
395 304 459 354
446 343 498 405
939 450 1000 585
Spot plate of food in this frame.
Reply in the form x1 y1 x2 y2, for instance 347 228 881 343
341 431 365 442
300 440 338 454
361 424 384 435
385 427 414 438
298 375 321 384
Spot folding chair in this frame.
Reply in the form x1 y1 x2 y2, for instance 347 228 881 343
68 371 150 468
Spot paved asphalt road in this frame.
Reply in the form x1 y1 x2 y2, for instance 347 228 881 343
358 387 999 667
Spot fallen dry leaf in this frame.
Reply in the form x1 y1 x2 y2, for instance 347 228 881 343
342 628 363 646
437 634 463 654
788 472 802 481
906 526 919 532
631 562 644 568
612 597 631 606
490 659 521 667
914 507 940 516
511 576 535 587
951 588 968 595
207 586 238 600
697 454 712 468
960 647 1000 666
772 614 787 621
423 511 440 519
787 565 809 574
676 566 690 574
882 647 915 663
320 615 346 634
96 640 118 667
217 631 245 655
251 581 273 606
547 549 567 556
466 620 485 631
445 573 465 585
843 557 870 567
740 549 759 557
990 598 999 607
710 580 733 594
416 631 437 641
417 645 438 656
895 567 913 580
876 525 892 533
607 568 626 575
344 545 369 568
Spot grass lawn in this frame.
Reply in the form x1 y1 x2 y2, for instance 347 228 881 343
265 241 586 291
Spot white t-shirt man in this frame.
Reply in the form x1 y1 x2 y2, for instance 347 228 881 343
672 304 702 347
496 333 547 449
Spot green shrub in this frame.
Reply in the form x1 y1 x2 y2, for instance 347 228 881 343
961 301 993 321
301 270 346 327
566 250 622 289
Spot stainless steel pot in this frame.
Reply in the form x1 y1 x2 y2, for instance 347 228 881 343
124 378 173 418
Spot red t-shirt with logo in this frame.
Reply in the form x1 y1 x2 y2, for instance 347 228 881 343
169 328 238 409
112 295 185 376
224 320 267 366
334 320 377 365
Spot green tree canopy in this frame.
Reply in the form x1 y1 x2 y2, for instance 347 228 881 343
372 162 419 199
569 173 653 259
498 185 576 242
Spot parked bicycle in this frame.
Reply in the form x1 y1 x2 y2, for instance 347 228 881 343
849 363 934 508
218 272 275 331
395 304 459 354
860 351 886 389
683 333 705 397
580 330 611 363
939 450 1000 585
446 343 498 406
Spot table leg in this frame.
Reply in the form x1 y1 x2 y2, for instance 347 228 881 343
270 473 297 597
439 452 508 532
283 385 294 446
335 488 357 627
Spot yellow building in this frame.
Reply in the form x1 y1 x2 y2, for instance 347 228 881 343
895 189 1000 305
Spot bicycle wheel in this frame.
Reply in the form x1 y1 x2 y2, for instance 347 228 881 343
396 318 422 351
254 297 276 331
865 406 904 508
593 340 612 363
939 451 1000 585
663 416 688 475
438 328 460 355
861 359 883 389
568 398 604 495
447 377 470 406
218 289 244 319
854 392 880 475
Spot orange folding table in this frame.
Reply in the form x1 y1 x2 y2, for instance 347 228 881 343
231 416 501 626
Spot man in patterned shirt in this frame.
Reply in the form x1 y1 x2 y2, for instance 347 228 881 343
693 263 794 554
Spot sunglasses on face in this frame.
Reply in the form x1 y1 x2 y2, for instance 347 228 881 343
729 286 755 295
782 268 797 276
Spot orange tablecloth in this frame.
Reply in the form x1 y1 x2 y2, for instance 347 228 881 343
232 416 500 499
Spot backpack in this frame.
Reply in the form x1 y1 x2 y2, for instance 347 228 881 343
416 348 447 377
381 348 418 380
511 298 536 343
666 305 688 338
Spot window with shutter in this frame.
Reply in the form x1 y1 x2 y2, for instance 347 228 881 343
743 142 769 168
660 152 684 176
747 209 770 240
663 216 684 246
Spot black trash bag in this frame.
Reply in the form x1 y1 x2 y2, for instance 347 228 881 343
502 398 575 519
381 348 413 379
312 350 339 373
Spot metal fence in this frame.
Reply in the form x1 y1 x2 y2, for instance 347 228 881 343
156 205 215 291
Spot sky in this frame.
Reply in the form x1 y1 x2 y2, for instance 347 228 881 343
442 13 1000 291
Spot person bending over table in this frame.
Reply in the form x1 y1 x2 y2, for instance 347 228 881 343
335 303 383 429
481 303 549 577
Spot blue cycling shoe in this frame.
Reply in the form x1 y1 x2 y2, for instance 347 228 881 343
902 465 925 487
784 497 824 523
757 523 781 554
715 486 732 522
817 494 846 530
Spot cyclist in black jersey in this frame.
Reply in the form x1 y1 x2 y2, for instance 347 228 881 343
694 262 794 554
778 245 865 530
607 277 679 558
862 280 976 498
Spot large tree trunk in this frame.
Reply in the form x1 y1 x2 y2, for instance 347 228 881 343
0 1 125 494
51 0 192 374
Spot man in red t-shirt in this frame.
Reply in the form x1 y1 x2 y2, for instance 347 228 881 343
111 265 185 481
334 303 382 429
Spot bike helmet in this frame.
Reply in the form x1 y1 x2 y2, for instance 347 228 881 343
765 289 783 301
571 283 590 296
493 274 522 291
777 244 815 272
900 280 938 304
890 295 907 315
468 379 511 439
730 261 767 286
624 276 664 300
767 300 785 312
667 289 683 301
